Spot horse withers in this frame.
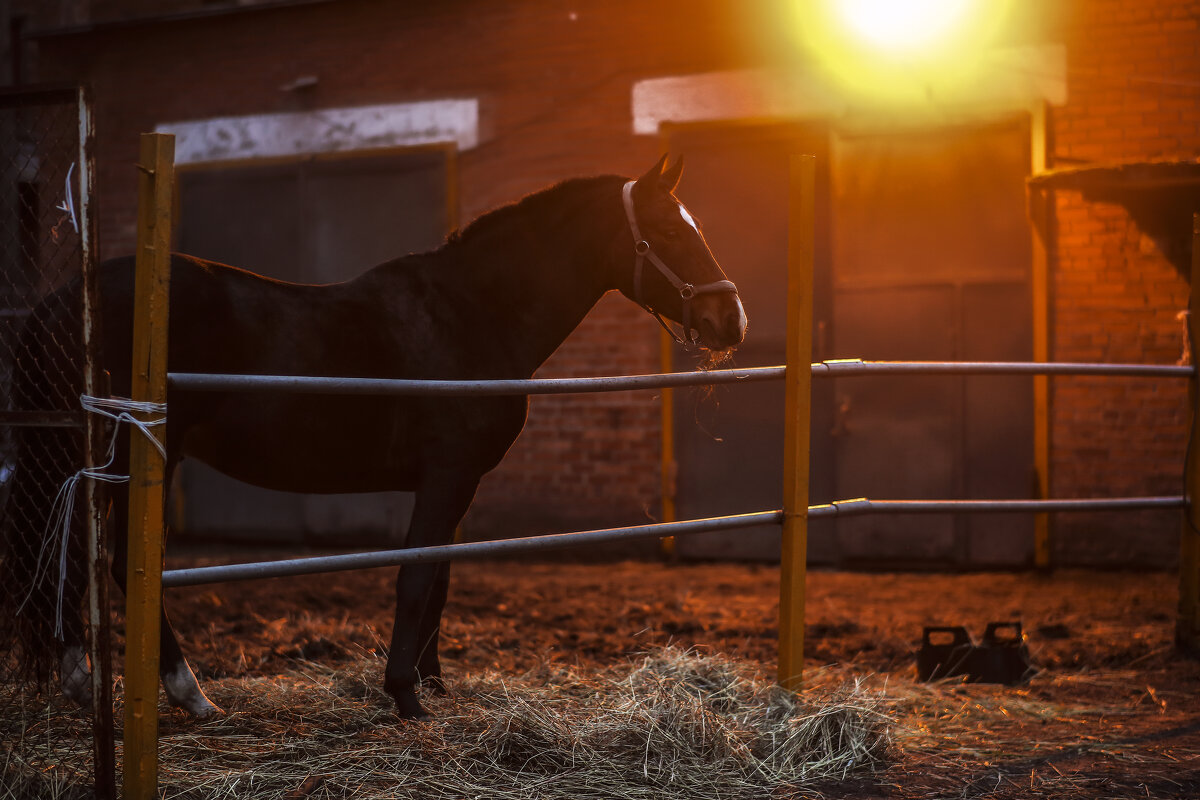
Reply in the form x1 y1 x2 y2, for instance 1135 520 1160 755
3 156 746 720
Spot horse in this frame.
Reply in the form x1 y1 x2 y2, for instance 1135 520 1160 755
2 155 746 720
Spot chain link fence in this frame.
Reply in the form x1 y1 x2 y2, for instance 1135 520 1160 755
0 85 115 800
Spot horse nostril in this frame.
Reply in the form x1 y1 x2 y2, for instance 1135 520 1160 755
724 310 745 342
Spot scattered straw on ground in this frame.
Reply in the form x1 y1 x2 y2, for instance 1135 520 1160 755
1 693 95 800
158 647 891 800
12 649 1197 799
3 647 892 800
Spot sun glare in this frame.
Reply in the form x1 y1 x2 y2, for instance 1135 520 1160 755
795 0 1012 104
833 0 974 54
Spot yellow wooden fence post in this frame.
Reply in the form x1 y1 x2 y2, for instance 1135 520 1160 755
778 155 815 691
123 132 174 800
659 327 677 558
1179 212 1200 653
1029 101 1053 570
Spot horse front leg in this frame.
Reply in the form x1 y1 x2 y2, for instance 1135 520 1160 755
416 562 451 694
385 474 478 719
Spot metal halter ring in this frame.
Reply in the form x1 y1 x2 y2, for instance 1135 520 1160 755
635 240 651 255
679 284 695 300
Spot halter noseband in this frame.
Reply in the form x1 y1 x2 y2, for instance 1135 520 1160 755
622 181 738 346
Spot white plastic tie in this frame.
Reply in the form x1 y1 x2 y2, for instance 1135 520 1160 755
52 162 79 239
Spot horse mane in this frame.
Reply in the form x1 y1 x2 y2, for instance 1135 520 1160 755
444 175 622 248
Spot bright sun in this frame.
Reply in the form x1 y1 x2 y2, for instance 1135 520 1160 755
832 0 975 54
796 0 1012 103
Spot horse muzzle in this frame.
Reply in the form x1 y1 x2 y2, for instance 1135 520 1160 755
694 292 747 350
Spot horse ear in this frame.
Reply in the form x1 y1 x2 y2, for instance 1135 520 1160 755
659 156 684 194
635 154 670 190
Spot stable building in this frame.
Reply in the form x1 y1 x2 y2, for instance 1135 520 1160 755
6 0 1199 567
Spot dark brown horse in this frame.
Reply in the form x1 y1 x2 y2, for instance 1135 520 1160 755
5 156 746 719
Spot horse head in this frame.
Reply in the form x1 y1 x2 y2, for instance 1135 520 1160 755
620 155 747 352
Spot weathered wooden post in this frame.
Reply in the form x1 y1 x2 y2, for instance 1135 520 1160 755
124 132 174 800
74 85 118 800
778 154 815 690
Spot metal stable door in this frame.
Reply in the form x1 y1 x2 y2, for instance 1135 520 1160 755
829 120 1034 567
664 117 1033 567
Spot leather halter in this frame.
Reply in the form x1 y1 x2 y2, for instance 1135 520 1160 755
622 180 739 346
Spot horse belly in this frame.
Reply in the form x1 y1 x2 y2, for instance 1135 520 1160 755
178 400 419 494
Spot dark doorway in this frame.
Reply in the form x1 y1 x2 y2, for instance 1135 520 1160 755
174 146 454 546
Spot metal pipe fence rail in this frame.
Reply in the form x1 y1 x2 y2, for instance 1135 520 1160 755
167 358 1194 396
160 495 1185 589
158 355 1199 674
161 359 1190 589
160 358 1193 589
163 511 784 588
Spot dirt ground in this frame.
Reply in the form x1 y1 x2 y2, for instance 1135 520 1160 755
149 554 1200 799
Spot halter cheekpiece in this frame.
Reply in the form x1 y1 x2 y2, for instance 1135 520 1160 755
622 180 738 346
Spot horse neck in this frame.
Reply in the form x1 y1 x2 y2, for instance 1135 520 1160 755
449 180 625 376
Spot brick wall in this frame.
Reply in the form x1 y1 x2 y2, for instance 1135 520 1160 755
1048 0 1200 564
469 297 663 537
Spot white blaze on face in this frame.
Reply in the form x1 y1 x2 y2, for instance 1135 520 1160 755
676 199 746 340
677 202 700 234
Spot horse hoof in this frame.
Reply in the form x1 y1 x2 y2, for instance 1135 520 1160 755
62 682 93 709
167 694 224 719
164 665 225 719
393 692 430 720
189 698 225 720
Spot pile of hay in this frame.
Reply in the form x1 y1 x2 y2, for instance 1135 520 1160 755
153 647 891 799
3 648 892 799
